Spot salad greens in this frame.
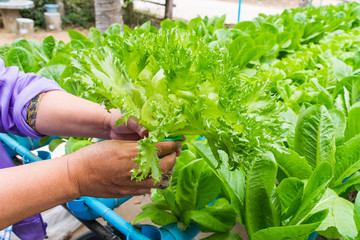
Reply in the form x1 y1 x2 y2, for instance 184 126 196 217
3 2 360 239
132 146 236 233
54 27 282 182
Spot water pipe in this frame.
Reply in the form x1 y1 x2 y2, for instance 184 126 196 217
238 0 242 22
2 134 59 157
67 197 131 220
0 133 43 163
68 196 202 240
81 197 150 240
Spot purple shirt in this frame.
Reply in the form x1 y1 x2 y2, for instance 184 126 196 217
0 58 63 239
0 59 63 138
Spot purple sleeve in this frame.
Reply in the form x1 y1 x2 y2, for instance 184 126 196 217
0 59 64 138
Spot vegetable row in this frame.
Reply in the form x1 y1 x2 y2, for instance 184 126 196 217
2 2 360 239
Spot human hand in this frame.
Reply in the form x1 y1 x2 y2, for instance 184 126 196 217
66 140 181 198
106 110 147 141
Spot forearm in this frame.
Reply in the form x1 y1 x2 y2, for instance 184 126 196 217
0 156 79 229
35 91 112 139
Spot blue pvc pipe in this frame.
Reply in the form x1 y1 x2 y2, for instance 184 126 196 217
67 197 132 220
117 196 132 205
238 0 242 22
82 197 150 240
0 133 42 163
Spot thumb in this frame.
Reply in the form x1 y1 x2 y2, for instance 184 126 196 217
126 117 148 137
159 152 177 174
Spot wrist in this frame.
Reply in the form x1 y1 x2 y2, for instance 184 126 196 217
102 111 112 140
65 155 82 199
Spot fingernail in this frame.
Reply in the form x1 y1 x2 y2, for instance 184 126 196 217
139 127 147 136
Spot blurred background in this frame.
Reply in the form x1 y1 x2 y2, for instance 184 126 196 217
0 0 355 44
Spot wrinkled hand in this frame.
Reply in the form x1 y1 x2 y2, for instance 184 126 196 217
66 140 181 198
107 110 147 141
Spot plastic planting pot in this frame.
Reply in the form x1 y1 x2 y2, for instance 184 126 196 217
37 151 51 160
134 223 200 240
162 223 200 240
45 4 58 13
135 225 174 240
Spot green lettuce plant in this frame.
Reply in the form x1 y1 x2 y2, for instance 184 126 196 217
2 3 360 238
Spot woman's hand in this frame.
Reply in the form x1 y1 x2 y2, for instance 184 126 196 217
106 109 148 141
0 139 180 229
35 91 147 140
66 140 181 198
